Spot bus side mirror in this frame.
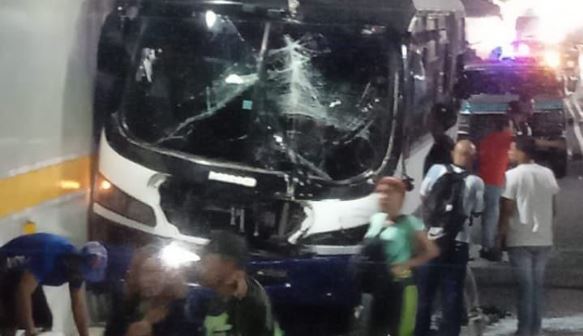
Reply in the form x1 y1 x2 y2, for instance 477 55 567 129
94 10 136 120
97 11 135 78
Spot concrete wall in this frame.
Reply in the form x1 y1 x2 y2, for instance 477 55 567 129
0 0 111 243
0 1 112 334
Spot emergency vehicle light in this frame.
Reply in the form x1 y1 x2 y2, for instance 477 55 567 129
517 43 530 57
543 50 561 68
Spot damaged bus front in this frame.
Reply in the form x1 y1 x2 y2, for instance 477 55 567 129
91 0 464 330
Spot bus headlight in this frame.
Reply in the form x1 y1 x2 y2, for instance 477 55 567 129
94 173 156 227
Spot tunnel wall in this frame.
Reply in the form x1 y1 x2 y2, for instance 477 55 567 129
0 0 112 244
0 1 112 333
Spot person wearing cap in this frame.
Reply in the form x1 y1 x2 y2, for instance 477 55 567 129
497 137 559 336
0 233 107 336
364 177 439 336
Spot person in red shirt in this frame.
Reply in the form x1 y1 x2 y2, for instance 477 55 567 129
478 116 513 260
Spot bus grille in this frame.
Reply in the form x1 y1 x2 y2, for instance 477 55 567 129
158 177 306 250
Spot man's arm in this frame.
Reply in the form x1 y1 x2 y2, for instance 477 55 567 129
498 169 517 249
125 321 153 336
70 286 90 336
497 197 515 249
472 178 486 218
419 165 441 201
552 195 558 241
17 271 39 336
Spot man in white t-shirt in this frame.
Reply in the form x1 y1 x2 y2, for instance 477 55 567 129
498 137 559 336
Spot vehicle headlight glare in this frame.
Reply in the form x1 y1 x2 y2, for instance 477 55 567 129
544 50 561 68
99 180 112 191
205 10 217 28
225 74 244 85
160 242 200 268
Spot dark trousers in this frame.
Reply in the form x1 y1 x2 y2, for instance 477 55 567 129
414 243 469 336
369 277 417 336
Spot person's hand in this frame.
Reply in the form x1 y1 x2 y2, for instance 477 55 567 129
24 329 39 336
127 320 153 336
391 264 411 278
145 305 169 324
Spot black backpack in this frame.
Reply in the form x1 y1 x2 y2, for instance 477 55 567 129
351 230 393 294
423 165 468 257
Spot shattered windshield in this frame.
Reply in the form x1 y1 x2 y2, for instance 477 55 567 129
122 13 394 181
465 68 563 96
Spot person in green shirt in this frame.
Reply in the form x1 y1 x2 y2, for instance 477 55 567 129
364 177 439 336
197 231 283 336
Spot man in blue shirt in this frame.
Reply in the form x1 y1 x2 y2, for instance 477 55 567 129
0 233 107 336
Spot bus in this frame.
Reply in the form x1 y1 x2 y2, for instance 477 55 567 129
91 0 465 332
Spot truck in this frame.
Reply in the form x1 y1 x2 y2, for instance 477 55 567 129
458 59 568 178
91 0 466 333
